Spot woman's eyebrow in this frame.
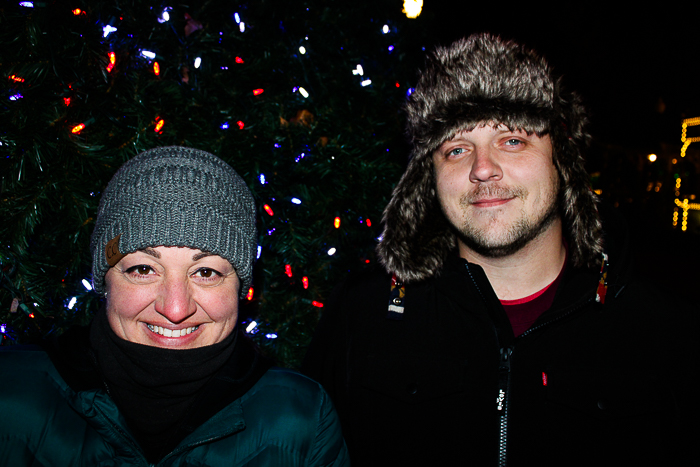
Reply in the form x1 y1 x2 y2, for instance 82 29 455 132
140 247 161 258
192 251 215 261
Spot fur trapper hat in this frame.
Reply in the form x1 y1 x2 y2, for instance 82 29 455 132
378 33 603 282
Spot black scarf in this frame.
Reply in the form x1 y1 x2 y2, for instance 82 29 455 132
88 309 269 463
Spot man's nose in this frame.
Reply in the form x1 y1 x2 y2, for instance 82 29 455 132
154 274 196 324
469 147 503 183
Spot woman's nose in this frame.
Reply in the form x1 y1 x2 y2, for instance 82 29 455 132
154 275 196 323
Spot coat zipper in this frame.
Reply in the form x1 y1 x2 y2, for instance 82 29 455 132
464 263 516 466
497 346 513 467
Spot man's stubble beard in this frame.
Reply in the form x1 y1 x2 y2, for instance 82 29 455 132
450 181 561 258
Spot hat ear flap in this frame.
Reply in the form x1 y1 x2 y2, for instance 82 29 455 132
553 83 603 268
377 152 456 283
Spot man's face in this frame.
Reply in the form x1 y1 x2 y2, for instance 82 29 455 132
104 246 240 349
432 123 560 258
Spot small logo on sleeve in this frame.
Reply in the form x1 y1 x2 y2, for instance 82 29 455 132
105 234 126 267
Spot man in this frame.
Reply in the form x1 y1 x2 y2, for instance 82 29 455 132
303 34 697 466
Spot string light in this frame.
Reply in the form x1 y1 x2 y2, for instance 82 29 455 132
154 118 164 132
291 198 301 204
302 276 309 289
153 62 160 75
64 97 70 106
299 46 306 54
239 22 245 33
72 8 83 15
263 204 274 216
246 321 257 333
234 12 240 23
246 287 254 300
9 94 23 101
237 121 245 129
674 116 700 230
334 217 341 228
235 57 244 63
395 82 400 87
257 246 262 259
402 0 423 18
220 122 229 129
71 123 85 134
382 25 389 34
285 264 293 277
194 57 202 68
8 75 24 82
366 218 372 227
19 2 34 7
253 88 264 95
327 247 336 256
680 116 700 158
352 64 364 76
295 153 306 162
298 87 309 98
312 301 324 308
82 279 92 291
141 50 156 59
259 174 267 184
103 25 117 38
158 7 172 23
361 79 372 87
106 52 116 72
388 45 394 52
67 297 77 310
266 333 278 339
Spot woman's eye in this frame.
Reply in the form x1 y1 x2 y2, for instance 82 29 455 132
126 265 154 276
193 268 223 282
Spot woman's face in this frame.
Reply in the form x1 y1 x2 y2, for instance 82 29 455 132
104 246 240 349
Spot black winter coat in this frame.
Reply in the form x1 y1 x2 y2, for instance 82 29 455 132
302 215 698 466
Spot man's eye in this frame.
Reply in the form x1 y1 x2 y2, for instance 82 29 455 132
504 138 522 146
447 147 465 156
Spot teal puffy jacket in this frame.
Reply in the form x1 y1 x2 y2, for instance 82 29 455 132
0 347 349 466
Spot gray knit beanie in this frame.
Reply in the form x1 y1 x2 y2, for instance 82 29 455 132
90 146 257 297
378 33 603 283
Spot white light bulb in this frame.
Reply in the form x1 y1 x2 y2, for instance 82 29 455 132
246 321 257 333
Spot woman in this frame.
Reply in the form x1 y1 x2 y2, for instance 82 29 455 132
0 147 348 466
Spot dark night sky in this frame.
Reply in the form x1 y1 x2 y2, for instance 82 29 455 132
418 5 699 151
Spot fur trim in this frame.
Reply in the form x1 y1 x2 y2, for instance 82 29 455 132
378 34 603 282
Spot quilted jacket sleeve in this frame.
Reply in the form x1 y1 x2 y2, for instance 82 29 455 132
306 387 350 467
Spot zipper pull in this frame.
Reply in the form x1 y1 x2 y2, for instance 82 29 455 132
499 347 512 370
497 347 512 414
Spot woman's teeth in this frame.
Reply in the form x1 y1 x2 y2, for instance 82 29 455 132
147 324 199 337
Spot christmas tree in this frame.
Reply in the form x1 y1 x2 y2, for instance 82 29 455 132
0 0 431 367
